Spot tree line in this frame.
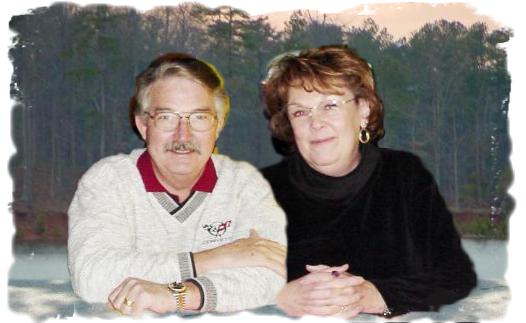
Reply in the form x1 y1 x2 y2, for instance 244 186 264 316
9 3 512 220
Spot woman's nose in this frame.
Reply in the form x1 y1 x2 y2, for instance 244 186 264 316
309 109 326 130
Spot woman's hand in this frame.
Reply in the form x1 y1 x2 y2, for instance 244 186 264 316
276 264 363 317
275 277 313 317
303 264 388 318
277 264 388 319
193 229 287 277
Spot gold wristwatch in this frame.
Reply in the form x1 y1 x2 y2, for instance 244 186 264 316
167 281 188 311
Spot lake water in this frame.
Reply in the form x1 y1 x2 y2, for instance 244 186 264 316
461 239 508 280
8 239 508 281
8 239 511 321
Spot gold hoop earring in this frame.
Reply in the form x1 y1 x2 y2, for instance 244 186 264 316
359 127 370 144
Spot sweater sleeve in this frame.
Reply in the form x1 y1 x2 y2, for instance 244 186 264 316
67 160 193 303
368 155 477 317
193 163 288 312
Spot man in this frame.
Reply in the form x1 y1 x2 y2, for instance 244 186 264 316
67 53 287 316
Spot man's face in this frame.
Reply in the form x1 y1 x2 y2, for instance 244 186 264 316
135 76 222 183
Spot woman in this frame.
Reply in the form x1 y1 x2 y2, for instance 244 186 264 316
261 45 477 318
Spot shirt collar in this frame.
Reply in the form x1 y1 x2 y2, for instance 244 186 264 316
137 150 217 194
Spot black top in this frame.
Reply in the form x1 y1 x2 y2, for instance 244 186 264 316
261 144 477 317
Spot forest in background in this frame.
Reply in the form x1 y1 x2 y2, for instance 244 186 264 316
8 2 513 237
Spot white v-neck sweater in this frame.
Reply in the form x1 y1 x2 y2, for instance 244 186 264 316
67 149 287 312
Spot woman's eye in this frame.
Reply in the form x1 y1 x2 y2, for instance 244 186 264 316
292 110 307 118
324 103 338 110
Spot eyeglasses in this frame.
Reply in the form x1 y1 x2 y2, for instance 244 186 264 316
144 110 217 132
287 97 357 122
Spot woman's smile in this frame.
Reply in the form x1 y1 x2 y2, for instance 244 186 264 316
310 137 335 145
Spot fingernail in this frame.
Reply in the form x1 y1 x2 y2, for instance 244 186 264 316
331 270 340 277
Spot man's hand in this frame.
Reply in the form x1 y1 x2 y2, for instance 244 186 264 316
107 277 200 316
193 229 286 277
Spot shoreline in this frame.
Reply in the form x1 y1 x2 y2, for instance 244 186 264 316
11 210 509 244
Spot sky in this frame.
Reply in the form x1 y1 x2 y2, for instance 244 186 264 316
1 0 525 322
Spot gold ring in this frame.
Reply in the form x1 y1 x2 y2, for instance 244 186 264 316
109 302 125 315
124 297 135 307
339 305 348 313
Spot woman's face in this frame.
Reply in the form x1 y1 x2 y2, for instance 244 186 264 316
287 86 370 177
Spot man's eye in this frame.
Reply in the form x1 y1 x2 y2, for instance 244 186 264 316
194 113 210 120
156 113 174 121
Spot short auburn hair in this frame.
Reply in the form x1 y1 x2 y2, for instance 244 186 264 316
262 45 384 144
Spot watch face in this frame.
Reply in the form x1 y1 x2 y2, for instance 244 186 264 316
168 282 187 293
167 281 187 311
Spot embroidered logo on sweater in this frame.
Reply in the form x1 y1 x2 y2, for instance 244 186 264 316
203 220 232 237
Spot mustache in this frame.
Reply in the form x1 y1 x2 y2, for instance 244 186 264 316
165 141 201 154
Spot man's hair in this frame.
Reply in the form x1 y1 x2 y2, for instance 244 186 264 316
129 53 230 131
261 45 384 144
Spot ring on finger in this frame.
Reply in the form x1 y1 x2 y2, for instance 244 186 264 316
339 305 348 313
109 302 125 315
124 297 135 307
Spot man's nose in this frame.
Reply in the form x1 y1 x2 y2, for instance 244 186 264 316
174 116 192 139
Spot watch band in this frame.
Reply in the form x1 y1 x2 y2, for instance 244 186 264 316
167 281 188 312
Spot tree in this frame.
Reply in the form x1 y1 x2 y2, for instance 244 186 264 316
8 3 513 224
282 10 344 51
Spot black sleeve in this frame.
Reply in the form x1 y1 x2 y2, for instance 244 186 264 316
369 155 477 317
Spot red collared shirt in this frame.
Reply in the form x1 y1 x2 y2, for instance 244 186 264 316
136 150 217 203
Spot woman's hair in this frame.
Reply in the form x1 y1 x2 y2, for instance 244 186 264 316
129 53 230 131
261 45 384 144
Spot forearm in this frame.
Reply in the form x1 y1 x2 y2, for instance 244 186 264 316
68 221 195 303
193 267 286 312
193 248 220 276
192 229 287 278
69 246 191 302
375 160 477 315
369 265 476 316
68 196 195 301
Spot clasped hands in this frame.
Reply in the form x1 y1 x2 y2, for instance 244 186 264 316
107 229 286 316
276 264 387 319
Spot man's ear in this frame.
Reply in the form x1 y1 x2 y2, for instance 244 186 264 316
358 100 371 128
135 114 148 141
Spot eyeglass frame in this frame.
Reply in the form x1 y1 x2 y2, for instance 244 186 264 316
143 109 218 132
286 97 358 122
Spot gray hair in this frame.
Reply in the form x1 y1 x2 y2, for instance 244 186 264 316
130 53 230 124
